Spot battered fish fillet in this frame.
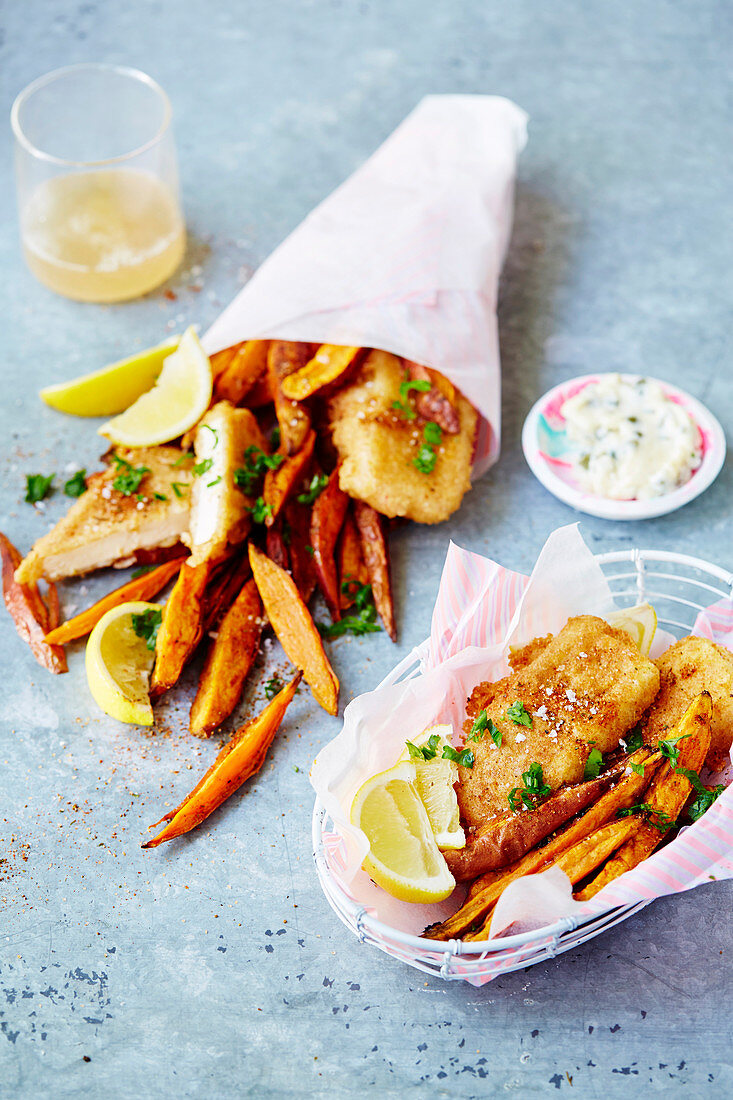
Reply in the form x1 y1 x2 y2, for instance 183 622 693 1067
457 615 660 829
328 349 478 524
642 636 733 770
15 446 193 584
183 401 266 567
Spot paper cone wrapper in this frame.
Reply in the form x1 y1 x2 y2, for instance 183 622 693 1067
310 525 733 954
203 94 528 474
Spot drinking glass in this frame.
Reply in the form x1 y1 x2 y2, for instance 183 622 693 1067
11 63 186 303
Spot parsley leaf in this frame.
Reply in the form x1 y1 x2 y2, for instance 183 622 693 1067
405 734 443 762
505 701 532 727
233 445 285 495
131 608 162 651
442 745 475 768
264 674 284 700
508 762 551 813
110 453 150 496
630 761 646 777
193 458 214 477
248 496 273 524
467 709 502 747
617 802 673 833
318 583 381 638
297 473 329 505
153 491 168 501
423 421 443 446
174 451 194 467
270 425 281 450
206 476 222 488
625 726 643 753
202 424 219 447
171 481 188 498
413 443 437 475
658 732 692 768
25 473 54 503
63 469 87 498
584 747 603 780
131 564 157 579
392 376 431 420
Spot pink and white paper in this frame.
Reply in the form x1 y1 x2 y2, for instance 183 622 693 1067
202 95 528 474
310 525 733 968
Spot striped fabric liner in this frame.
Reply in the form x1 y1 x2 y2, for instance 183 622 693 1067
426 541 733 922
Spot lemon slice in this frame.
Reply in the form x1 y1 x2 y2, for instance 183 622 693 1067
40 337 181 417
85 601 161 725
99 327 212 446
350 761 456 903
607 602 657 656
398 724 466 850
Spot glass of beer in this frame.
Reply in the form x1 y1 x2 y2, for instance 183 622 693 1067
12 64 186 302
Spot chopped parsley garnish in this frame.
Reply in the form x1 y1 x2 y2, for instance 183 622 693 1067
467 709 502 748
412 421 443 475
673 766 726 823
171 482 188 499
305 545 315 557
25 473 54 504
264 674 284 700
392 375 431 420
111 453 150 496
505 700 532 727
153 491 168 501
131 608 162 651
318 582 381 638
508 762 551 813
206 476 223 488
442 744 475 768
405 733 442 761
630 761 646 777
270 425 281 450
234 445 284 494
625 726 643 753
297 473 329 505
658 732 692 769
63 469 87 498
174 451 194 467
193 458 214 477
248 496 273 524
202 424 219 447
617 802 673 833
131 564 157 579
583 747 603 780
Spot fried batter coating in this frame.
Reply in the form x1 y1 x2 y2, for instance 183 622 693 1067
643 636 733 770
458 616 660 828
328 349 478 524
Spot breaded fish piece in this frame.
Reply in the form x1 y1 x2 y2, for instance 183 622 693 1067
643 636 733 770
458 616 660 828
328 349 478 524
15 447 193 584
183 401 267 567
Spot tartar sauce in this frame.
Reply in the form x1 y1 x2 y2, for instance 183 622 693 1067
561 375 702 500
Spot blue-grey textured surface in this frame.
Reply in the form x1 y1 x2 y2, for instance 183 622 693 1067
2 2 732 1097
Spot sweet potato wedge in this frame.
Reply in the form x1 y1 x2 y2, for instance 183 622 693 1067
144 672 301 847
249 543 339 715
263 430 315 527
353 500 396 641
338 511 369 610
214 340 269 405
267 341 313 454
404 360 460 434
245 372 274 408
576 693 712 901
266 522 291 573
44 555 186 646
0 532 67 673
281 345 366 401
425 748 661 940
444 764 627 882
311 469 349 622
284 500 318 603
190 578 263 737
201 552 251 635
150 560 211 697
210 343 242 381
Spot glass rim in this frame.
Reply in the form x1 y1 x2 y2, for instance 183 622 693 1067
11 62 173 168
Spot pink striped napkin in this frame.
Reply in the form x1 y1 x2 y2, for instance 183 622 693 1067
202 95 528 474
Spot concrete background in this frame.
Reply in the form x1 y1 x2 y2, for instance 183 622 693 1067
1 1 732 1096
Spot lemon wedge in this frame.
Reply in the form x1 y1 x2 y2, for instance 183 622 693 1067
99 326 212 446
607 602 657 656
350 761 456 903
85 601 161 725
40 337 181 417
399 724 466 850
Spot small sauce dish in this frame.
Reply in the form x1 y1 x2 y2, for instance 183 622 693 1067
521 372 726 520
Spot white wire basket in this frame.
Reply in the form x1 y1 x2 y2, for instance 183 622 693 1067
312 548 733 983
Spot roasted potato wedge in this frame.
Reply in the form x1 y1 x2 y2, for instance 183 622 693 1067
353 501 396 641
311 469 349 621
